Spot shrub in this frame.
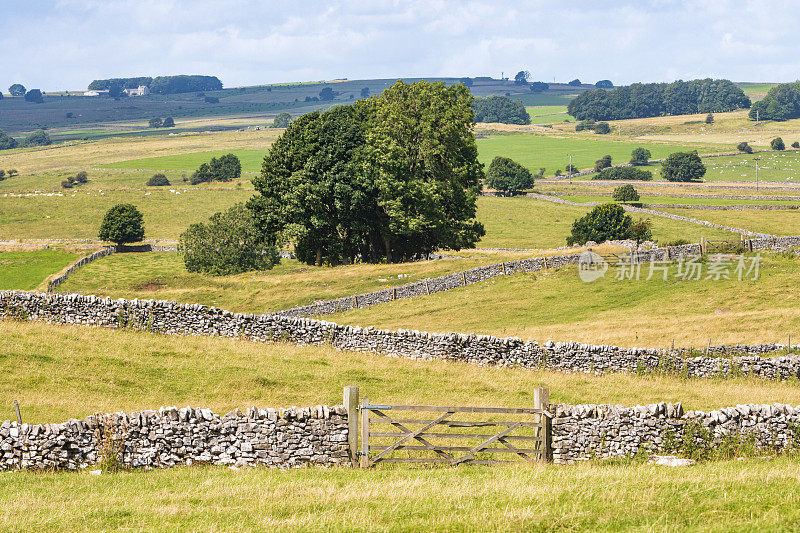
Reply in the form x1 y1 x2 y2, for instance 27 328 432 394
190 153 241 184
737 141 753 154
771 137 785 150
567 203 632 245
793 142 800 149
661 151 706 182
594 155 612 171
612 184 640 203
61 180 73 189
146 173 170 186
98 204 145 245
630 217 653 246
0 130 18 150
162 117 175 128
565 163 578 173
272 112 292 128
705 113 714 124
7 169 18 177
0 170 5 180
148 117 163 128
593 166 653 181
75 171 88 184
630 147 652 166
484 156 533 196
179 203 280 275
575 119 595 132
22 130 51 147
593 122 611 134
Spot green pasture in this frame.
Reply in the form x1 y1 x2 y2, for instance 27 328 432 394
0 248 77 290
658 207 800 236
101 149 267 172
475 134 724 175
525 105 573 124
335 253 800 349
0 188 252 240
702 151 800 182
562 195 800 206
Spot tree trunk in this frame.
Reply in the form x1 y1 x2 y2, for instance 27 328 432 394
382 235 392 263
316 248 323 266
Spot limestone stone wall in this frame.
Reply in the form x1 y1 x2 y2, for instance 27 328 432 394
0 405 348 471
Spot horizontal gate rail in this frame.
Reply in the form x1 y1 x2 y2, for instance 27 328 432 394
352 386 551 467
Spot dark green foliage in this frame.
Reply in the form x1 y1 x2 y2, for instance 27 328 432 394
575 119 596 132
630 217 653 246
204 96 219 104
179 203 279 276
661 152 706 182
568 79 582 86
250 80 484 265
630 147 652 165
595 80 614 89
472 96 530 125
593 122 611 134
98 204 145 245
565 163 578 173
705 113 714 124
75 171 88 184
529 82 549 92
749 82 800 121
594 155 612 171
88 77 152 91
567 203 632 245
61 180 73 189
149 118 163 128
593 166 653 181
146 174 170 186
771 137 785 150
190 154 241 184
8 84 26 96
793 142 800 149
0 130 18 150
272 113 292 128
7 169 17 177
149 75 222 94
319 87 337 101
22 130 51 147
162 117 175 128
485 156 533 196
612 184 640 203
737 141 753 154
568 79 750 121
514 71 531 85
24 89 44 103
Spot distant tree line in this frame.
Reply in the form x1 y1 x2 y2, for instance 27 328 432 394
87 75 223 95
568 79 750 121
749 82 800 121
472 96 530 125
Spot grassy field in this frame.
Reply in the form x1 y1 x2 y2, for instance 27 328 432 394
56 252 506 313
477 196 737 249
475 134 724 175
334 253 800 349
525 105 572 124
562 195 800 206
102 149 267 172
0 248 77 290
702 150 800 182
658 208 800 236
5 459 800 531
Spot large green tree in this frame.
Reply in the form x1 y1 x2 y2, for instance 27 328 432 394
98 204 145 245
484 156 533 196
567 203 632 245
249 80 485 265
661 151 706 182
179 203 279 275
8 84 25 96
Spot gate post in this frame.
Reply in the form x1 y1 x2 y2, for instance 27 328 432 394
360 398 370 468
343 386 359 466
534 386 551 462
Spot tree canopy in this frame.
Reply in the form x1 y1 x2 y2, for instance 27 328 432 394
8 84 25 96
272 113 292 128
661 152 706 182
630 147 651 166
98 204 145 245
22 130 51 147
24 89 44 103
529 82 549 92
593 166 653 181
472 96 530 125
191 154 241 184
0 130 18 150
595 80 614 89
514 71 531 85
568 79 750 121
484 156 533 196
771 137 785 150
249 80 485 265
567 203 632 245
749 82 800 121
612 184 640 203
89 77 152 91
179 203 279 275
149 75 222 94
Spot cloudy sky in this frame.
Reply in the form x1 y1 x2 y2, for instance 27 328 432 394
3 0 798 91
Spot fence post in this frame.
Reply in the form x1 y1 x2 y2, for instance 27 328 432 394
343 386 359 466
13 400 21 425
424 279 430 295
360 397 370 468
461 271 467 286
534 387 551 462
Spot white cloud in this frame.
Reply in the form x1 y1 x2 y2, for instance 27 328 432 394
3 0 800 90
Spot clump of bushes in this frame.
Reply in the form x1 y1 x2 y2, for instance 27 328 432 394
148 117 175 128
792 142 800 149
146 173 170 186
61 171 89 188
737 141 753 154
593 166 653 181
190 153 241 185
630 147 651 166
567 203 632 245
272 113 292 128
593 122 611 134
771 137 785 151
594 155 613 171
612 184 640 203
22 129 51 147
0 130 18 150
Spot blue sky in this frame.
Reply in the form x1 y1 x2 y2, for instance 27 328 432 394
2 0 798 91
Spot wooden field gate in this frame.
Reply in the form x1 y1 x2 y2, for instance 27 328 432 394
342 386 551 467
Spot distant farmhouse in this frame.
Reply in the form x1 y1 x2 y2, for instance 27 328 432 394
123 85 150 96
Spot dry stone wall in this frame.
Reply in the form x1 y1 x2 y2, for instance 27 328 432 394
0 404 348 471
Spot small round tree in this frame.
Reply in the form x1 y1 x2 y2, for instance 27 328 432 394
630 147 651 166
661 152 706 182
771 137 785 150
146 173 170 186
75 171 88 184
594 155 612 171
612 184 640 203
272 113 292 128
98 204 145 246
792 141 800 149
737 141 753 154
705 113 714 124
567 203 632 245
484 156 533 196
0 130 18 150
629 217 653 249
163 117 175 128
